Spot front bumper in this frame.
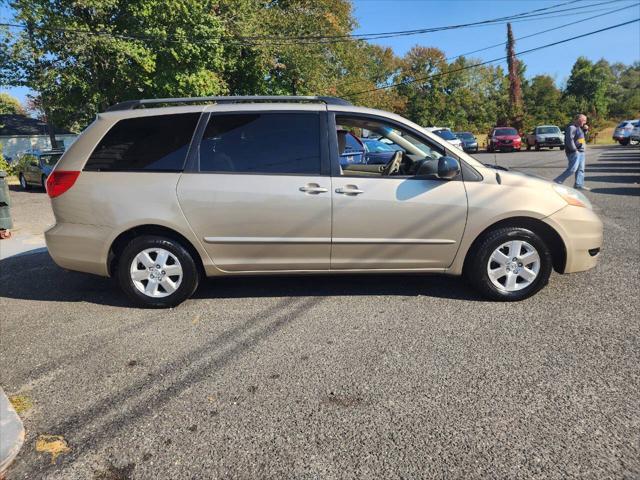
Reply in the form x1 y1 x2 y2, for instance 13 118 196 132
543 205 603 273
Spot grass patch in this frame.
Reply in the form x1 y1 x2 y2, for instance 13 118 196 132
9 394 33 414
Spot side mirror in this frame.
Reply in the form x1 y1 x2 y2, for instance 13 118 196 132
437 156 460 180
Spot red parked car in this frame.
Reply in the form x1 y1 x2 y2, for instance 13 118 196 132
487 127 522 152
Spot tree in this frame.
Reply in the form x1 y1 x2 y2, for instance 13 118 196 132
564 57 613 121
506 23 523 131
523 75 567 131
4 0 228 131
0 92 25 115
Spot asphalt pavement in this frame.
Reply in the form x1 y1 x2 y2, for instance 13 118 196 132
0 145 638 479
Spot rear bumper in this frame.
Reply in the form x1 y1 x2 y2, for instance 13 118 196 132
543 205 603 273
45 223 112 276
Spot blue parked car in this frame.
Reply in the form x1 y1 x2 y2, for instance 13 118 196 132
362 138 398 164
338 130 366 166
15 149 64 190
453 131 479 153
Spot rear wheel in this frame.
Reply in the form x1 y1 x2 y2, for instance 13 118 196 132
535 144 541 151
19 174 30 190
117 235 200 308
464 227 553 301
41 174 47 191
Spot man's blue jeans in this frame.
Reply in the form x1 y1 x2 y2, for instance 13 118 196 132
554 151 585 188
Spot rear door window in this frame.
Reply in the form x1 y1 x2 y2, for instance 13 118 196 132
199 113 321 174
85 113 200 171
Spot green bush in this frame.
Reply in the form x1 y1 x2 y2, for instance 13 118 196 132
0 145 16 176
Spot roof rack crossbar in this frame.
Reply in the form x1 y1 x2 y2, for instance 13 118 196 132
106 95 352 111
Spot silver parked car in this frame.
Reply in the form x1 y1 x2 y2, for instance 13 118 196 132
613 119 639 145
45 96 603 308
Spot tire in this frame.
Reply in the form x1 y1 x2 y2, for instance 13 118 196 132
117 235 200 308
621 138 630 146
19 174 30 190
41 174 47 191
464 227 553 301
526 143 531 151
559 146 565 150
535 144 541 151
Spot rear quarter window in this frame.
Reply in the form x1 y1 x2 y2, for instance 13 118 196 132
85 113 200 171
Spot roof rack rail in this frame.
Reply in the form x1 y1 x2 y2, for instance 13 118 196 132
106 95 352 112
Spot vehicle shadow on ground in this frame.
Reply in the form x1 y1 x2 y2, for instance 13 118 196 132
590 187 640 196
8 184 46 193
0 251 483 306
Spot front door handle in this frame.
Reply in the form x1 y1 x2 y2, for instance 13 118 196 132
335 186 364 195
299 184 328 194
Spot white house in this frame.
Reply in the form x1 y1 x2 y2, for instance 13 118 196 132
0 114 77 162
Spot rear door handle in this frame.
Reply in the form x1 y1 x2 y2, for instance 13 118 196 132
335 186 364 195
299 184 328 194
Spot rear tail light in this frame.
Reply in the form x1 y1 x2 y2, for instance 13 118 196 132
46 171 80 198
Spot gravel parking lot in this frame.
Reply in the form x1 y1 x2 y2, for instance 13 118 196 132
1 145 639 479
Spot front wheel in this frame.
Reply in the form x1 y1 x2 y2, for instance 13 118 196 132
560 146 565 150
19 174 30 190
117 235 200 308
41 175 47 191
620 138 630 146
464 227 553 301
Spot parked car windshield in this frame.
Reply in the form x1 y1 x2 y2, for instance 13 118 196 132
41 154 62 166
433 129 457 140
494 128 518 136
617 122 630 128
362 139 395 152
535 126 561 134
454 132 475 140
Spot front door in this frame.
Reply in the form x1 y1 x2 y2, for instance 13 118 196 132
177 110 332 272
329 113 468 270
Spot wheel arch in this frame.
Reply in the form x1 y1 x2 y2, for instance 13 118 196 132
108 224 206 279
462 216 567 274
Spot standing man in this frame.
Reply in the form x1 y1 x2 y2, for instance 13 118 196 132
554 114 590 190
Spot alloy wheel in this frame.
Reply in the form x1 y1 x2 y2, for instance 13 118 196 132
487 240 541 292
130 248 183 298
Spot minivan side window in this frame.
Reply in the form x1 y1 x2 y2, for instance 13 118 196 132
199 113 321 174
85 113 200 172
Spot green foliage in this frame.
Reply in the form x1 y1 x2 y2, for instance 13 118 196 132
523 75 567 132
1 4 637 137
0 92 25 115
0 145 15 175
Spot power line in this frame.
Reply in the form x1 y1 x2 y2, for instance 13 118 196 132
345 18 640 98
0 0 624 46
445 2 639 61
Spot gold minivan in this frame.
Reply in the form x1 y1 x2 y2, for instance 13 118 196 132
44 96 602 308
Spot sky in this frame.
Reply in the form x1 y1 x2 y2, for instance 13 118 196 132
1 0 639 106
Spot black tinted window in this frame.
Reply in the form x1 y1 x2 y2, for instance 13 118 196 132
85 113 199 171
199 113 320 174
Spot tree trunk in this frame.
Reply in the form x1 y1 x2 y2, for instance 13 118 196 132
506 23 523 131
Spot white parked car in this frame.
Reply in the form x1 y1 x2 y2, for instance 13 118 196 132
425 127 463 149
629 121 640 144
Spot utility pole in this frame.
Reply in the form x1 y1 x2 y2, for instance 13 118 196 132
506 23 523 132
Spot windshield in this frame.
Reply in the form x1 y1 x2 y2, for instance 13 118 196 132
433 129 457 140
536 126 560 134
40 154 62 166
617 122 630 128
454 132 474 140
494 128 518 136
363 139 395 152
